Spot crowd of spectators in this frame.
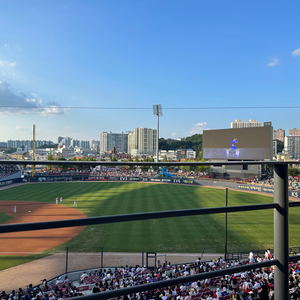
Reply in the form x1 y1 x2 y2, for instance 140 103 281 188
250 176 300 189
90 168 208 179
90 168 156 178
29 166 209 179
2 252 300 300
0 164 20 179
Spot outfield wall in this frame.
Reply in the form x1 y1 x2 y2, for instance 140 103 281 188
29 174 300 198
195 178 300 199
86 176 195 185
0 177 24 187
30 174 195 184
237 183 300 199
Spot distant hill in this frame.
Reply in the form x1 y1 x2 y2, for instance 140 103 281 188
159 134 203 155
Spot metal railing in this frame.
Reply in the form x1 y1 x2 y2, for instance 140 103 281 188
227 246 300 261
0 160 299 299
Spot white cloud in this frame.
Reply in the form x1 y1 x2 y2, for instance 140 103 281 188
0 60 15 67
2 43 22 51
171 132 177 137
16 126 29 131
267 57 280 67
0 60 17 76
292 48 300 57
0 80 68 115
189 122 208 135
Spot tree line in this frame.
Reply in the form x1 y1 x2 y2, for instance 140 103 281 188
159 134 203 156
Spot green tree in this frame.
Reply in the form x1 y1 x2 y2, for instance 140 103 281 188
58 154 65 160
4 148 16 154
275 140 284 153
265 164 274 177
37 144 58 149
47 153 55 160
159 134 203 156
195 159 210 172
46 152 56 170
57 154 68 171
68 157 78 171
288 167 300 177
140 156 150 171
197 148 203 161
179 159 193 172
77 157 89 170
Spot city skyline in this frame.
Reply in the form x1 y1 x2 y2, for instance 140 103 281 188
2 123 300 144
0 1 300 141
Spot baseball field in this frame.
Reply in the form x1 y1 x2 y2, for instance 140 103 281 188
0 181 300 271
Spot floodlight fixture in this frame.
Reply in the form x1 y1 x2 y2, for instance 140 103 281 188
153 104 163 117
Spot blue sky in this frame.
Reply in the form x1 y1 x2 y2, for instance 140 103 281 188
0 0 299 142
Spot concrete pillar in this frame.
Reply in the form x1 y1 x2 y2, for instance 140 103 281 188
274 164 289 300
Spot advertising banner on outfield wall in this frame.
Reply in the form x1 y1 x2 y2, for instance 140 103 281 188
237 184 300 199
0 178 24 187
150 178 195 184
86 176 195 184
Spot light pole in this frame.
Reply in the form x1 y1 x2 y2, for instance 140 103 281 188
153 104 162 162
32 124 35 178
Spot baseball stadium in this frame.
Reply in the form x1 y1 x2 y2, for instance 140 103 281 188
0 159 300 300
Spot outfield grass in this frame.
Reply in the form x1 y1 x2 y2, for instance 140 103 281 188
0 182 300 255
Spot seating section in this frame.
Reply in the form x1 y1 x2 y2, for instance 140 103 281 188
0 164 20 179
2 257 300 300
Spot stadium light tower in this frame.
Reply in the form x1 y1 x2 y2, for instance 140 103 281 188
153 104 162 162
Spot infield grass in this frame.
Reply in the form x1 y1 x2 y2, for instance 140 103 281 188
0 212 13 224
1 182 300 255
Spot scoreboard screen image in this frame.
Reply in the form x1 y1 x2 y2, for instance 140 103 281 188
203 126 272 160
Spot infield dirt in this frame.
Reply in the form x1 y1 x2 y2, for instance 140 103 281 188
0 201 86 254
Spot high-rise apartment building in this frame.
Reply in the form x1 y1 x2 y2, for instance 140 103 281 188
70 139 90 149
7 140 54 149
89 139 100 151
273 129 285 142
70 139 80 148
273 140 277 158
231 119 262 128
289 128 300 136
58 136 72 148
128 127 157 156
57 136 64 144
284 136 300 158
175 149 196 160
100 132 128 154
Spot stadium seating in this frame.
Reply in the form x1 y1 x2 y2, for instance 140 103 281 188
4 256 300 299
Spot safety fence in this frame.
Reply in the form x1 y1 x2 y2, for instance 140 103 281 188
227 246 300 261
0 160 299 299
